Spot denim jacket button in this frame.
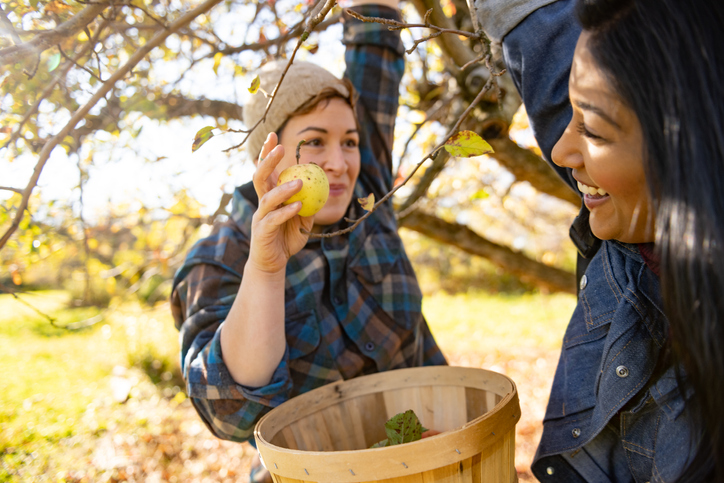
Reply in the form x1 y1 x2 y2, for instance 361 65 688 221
546 467 555 475
571 427 581 438
579 274 588 290
616 365 630 378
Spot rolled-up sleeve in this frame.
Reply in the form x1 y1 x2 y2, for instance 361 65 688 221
171 241 293 442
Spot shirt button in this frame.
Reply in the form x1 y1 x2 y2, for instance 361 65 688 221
546 467 555 475
579 274 588 290
333 296 342 305
364 342 375 352
571 427 581 438
616 365 630 378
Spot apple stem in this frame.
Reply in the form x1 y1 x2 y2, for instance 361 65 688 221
296 140 306 165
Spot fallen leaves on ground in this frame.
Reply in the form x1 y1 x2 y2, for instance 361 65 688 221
5 349 557 482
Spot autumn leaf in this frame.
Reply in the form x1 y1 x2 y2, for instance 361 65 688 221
248 75 260 94
44 0 72 14
213 52 222 75
192 126 215 153
371 410 428 448
444 130 494 158
358 193 375 211
470 189 489 200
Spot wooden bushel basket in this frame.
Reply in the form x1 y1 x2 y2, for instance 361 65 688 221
254 366 521 483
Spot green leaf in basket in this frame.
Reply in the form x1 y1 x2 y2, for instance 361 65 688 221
370 409 428 448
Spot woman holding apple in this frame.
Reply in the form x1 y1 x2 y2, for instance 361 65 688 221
170 0 446 476
473 0 724 480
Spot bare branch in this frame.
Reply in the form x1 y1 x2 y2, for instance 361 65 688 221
307 76 496 238
2 19 109 150
0 0 225 251
0 4 22 45
0 3 108 67
222 0 338 153
0 186 23 194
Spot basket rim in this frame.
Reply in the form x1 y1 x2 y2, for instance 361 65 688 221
254 366 521 483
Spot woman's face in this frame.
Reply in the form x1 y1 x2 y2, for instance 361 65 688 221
552 31 655 244
276 97 361 227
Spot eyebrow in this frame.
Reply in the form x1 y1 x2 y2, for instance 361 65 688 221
573 101 621 129
297 127 358 135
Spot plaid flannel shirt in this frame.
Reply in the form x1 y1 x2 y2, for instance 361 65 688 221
170 5 447 443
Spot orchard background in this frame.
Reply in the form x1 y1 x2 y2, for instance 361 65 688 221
1 0 581 480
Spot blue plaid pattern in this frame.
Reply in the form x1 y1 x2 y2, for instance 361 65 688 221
171 5 446 443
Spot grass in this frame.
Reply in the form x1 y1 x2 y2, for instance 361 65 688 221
0 289 577 482
423 290 575 356
0 291 183 481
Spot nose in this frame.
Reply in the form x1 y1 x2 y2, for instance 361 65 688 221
321 143 348 176
551 118 584 170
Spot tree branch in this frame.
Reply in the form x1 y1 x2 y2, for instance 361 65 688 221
0 3 108 67
0 0 225 251
399 209 576 294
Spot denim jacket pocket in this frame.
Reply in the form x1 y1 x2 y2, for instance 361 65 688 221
548 300 611 419
284 310 321 360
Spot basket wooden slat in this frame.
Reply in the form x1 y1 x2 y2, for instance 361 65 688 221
255 366 520 483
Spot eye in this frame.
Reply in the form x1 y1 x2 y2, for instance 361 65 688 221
304 138 322 147
576 122 605 141
344 138 358 148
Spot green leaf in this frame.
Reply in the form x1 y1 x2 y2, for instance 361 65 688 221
47 53 61 73
369 410 428 449
443 130 494 158
248 75 260 94
192 126 215 153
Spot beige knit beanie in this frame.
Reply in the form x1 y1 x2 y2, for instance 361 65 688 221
243 61 350 160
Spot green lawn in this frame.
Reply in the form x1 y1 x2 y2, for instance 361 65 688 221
0 289 576 482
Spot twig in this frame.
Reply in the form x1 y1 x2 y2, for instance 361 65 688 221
0 186 24 194
0 283 57 325
0 0 225 251
58 44 101 80
306 76 495 238
2 19 110 151
222 0 337 153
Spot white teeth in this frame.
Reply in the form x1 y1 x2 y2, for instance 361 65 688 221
577 181 608 196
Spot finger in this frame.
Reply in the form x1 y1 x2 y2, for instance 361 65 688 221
259 200 303 228
256 179 302 220
253 144 284 198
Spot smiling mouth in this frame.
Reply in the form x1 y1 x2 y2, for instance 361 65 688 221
577 181 608 197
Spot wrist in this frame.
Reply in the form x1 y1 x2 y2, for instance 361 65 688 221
243 260 287 285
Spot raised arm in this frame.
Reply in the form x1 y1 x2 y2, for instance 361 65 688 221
342 0 404 197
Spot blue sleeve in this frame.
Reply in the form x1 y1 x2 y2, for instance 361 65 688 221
501 0 580 191
342 5 405 197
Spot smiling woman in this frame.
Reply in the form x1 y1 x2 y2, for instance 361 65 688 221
169 2 447 482
473 0 724 480
551 30 653 244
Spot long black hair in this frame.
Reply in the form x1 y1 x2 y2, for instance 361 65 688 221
575 0 724 481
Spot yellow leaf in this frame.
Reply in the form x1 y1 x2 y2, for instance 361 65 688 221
192 126 215 153
213 52 222 75
248 75 260 94
358 193 375 211
443 130 494 158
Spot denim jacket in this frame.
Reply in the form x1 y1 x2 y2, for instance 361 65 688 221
488 0 699 480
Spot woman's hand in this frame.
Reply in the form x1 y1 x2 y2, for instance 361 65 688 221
248 133 314 275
